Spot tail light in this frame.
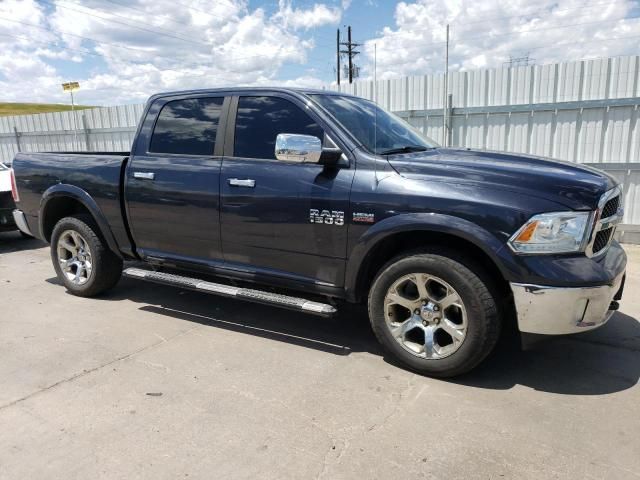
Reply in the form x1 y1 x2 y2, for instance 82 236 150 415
10 168 19 203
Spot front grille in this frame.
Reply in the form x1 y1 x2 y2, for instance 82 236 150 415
601 195 620 219
592 227 613 254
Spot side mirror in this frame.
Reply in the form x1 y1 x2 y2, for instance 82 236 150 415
275 134 343 165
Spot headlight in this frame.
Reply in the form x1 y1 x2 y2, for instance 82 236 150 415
508 211 593 254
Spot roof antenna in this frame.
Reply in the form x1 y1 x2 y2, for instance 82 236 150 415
374 42 379 185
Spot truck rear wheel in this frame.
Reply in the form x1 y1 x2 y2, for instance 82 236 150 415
51 215 122 297
368 250 501 377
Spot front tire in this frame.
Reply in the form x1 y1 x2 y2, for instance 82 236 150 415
51 215 122 297
368 250 501 377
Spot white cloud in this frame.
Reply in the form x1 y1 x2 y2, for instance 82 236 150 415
363 0 640 80
0 0 344 104
275 0 342 30
2 0 638 106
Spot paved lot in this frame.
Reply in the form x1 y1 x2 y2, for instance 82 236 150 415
1 232 639 479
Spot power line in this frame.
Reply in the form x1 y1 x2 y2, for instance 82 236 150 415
0 31 330 75
39 0 208 47
366 15 640 53
99 0 203 29
452 0 626 28
517 33 640 54
164 0 239 16
0 17 159 55
0 14 322 73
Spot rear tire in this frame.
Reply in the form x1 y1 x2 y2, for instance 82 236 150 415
368 250 501 377
51 215 122 297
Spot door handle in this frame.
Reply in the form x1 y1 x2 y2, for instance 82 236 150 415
228 178 256 188
133 171 155 180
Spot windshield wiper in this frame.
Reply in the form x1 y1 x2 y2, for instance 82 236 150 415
379 145 430 155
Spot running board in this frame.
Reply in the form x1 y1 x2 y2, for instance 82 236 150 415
122 267 337 317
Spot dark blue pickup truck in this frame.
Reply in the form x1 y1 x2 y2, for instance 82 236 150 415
10 87 626 376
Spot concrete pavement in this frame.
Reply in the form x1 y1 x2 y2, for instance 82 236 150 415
1 232 639 479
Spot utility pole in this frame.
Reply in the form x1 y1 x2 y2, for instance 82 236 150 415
336 29 341 86
503 53 534 68
339 25 361 84
347 26 354 84
442 24 449 146
62 81 80 150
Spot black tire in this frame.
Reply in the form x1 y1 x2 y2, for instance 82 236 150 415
368 250 501 377
51 215 122 297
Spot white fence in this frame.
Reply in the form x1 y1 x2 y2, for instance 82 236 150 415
0 55 639 234
331 55 640 164
0 103 143 162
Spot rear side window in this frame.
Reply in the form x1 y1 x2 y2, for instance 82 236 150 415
150 97 224 155
234 96 323 160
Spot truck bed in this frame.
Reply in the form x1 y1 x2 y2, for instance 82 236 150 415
11 151 132 254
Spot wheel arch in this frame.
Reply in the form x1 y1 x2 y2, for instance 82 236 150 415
345 213 511 303
40 184 122 258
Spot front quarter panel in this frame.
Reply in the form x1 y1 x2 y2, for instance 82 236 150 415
344 161 587 298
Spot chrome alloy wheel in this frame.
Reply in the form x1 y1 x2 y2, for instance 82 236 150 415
384 273 468 359
57 230 93 286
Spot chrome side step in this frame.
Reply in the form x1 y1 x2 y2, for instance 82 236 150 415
122 267 337 317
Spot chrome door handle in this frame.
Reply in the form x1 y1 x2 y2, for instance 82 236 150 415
133 171 155 180
228 178 255 188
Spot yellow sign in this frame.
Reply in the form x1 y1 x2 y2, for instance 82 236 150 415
61 81 80 92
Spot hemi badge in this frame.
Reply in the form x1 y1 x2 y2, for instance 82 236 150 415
353 212 375 224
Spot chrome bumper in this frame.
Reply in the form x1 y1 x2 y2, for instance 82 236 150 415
12 209 32 236
510 272 625 335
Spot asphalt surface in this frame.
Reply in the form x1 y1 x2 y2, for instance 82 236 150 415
1 231 639 479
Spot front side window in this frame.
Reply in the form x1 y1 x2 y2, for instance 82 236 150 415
310 94 438 154
150 97 224 155
234 96 324 160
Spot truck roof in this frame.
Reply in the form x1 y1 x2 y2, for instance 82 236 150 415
147 86 355 103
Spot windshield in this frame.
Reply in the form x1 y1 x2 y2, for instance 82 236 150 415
310 94 438 155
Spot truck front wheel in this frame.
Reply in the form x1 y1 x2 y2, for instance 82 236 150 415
51 215 122 297
368 251 501 377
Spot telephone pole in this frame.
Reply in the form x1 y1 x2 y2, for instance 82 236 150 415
442 24 449 146
339 25 361 84
336 29 341 85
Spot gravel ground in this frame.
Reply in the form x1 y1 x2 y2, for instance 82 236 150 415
1 232 639 479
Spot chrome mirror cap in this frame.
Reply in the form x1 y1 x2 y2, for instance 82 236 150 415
275 134 322 163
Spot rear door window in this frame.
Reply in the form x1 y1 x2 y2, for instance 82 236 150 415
234 96 323 160
150 97 224 155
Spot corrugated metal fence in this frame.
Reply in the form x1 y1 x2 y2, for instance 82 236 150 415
0 103 143 162
0 55 639 234
331 55 640 165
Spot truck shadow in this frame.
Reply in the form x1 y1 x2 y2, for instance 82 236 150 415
51 275 640 396
451 312 640 395
0 231 46 253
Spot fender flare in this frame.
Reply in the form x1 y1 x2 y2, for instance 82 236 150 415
40 184 122 258
344 212 511 300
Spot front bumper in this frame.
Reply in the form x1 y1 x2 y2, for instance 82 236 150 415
510 271 625 335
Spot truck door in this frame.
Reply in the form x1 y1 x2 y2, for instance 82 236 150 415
126 95 227 263
220 94 355 287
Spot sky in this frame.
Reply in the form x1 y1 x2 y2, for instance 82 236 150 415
0 0 639 105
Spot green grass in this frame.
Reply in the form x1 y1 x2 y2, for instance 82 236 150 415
0 103 96 117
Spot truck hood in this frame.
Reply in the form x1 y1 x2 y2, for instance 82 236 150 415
387 148 617 210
